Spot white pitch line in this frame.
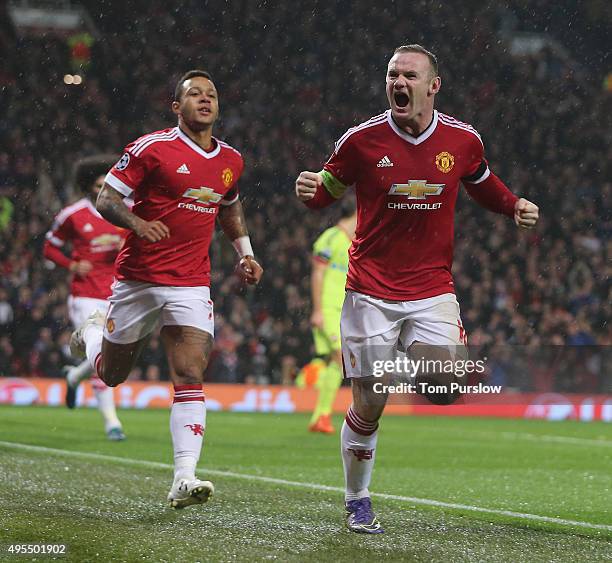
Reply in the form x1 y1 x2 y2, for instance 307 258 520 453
0 440 611 533
416 425 612 448
498 432 612 448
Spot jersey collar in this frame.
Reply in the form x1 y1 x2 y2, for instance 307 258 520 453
386 109 438 145
176 127 221 159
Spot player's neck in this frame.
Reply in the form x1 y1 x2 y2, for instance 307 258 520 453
393 109 434 137
179 122 215 151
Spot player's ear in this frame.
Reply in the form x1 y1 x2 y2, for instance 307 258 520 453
429 76 441 96
171 100 181 116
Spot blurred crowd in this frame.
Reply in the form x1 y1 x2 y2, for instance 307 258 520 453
0 1 609 385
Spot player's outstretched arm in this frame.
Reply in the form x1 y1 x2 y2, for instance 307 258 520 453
463 172 539 230
514 198 539 230
217 200 263 285
463 171 517 217
295 171 338 209
96 184 169 242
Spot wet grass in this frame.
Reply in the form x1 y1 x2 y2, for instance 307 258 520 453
0 405 610 561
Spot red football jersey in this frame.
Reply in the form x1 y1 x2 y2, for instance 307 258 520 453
324 110 491 301
104 127 243 287
45 198 124 299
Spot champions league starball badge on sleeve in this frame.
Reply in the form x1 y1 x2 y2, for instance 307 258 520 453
115 153 130 171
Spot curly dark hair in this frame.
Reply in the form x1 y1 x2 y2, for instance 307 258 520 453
73 154 117 194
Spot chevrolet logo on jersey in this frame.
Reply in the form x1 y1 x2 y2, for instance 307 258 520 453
182 187 222 204
388 180 445 199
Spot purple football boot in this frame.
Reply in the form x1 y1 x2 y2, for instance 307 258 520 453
345 497 384 534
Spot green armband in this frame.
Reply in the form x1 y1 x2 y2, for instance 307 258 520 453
320 170 348 199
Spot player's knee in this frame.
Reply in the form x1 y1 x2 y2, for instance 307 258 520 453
100 373 125 387
98 363 129 388
415 372 462 405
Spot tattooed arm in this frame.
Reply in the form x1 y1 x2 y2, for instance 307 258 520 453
217 200 249 244
217 200 263 285
96 184 169 242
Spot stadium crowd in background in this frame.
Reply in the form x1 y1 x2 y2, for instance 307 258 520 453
0 1 609 385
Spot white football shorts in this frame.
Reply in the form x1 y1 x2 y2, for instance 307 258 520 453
68 295 109 328
103 280 214 344
341 290 467 379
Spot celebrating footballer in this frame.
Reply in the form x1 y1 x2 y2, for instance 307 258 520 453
70 70 263 509
296 44 539 533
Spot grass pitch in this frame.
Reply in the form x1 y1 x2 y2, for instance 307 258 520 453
0 405 610 562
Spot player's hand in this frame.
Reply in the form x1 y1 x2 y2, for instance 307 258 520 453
134 219 170 242
310 309 324 329
70 260 93 276
236 256 263 285
295 171 322 202
514 198 539 230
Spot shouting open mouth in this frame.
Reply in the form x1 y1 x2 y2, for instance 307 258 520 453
394 92 409 108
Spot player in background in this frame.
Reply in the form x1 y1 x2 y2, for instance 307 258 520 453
295 45 539 533
43 155 126 441
70 70 263 509
307 200 356 433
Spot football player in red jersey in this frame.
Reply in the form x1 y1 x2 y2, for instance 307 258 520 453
71 70 263 509
44 155 126 441
296 45 539 533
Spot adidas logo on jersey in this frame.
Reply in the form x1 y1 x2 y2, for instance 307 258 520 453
176 163 191 174
377 156 394 167
83 223 93 232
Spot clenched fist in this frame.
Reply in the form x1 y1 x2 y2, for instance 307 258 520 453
295 171 322 202
514 198 539 230
236 256 263 285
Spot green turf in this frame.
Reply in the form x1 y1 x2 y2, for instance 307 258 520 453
0 405 611 562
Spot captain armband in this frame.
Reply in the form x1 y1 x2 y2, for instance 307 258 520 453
320 170 348 198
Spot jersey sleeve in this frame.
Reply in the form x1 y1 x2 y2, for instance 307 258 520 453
312 230 333 264
44 211 74 268
104 142 156 197
46 210 73 247
321 132 360 199
460 131 518 217
220 155 244 206
43 239 72 269
460 133 490 184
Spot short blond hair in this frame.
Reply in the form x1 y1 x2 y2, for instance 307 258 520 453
393 44 438 77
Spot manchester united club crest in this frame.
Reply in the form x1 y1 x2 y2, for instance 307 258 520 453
106 318 115 334
221 168 233 187
435 151 454 174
